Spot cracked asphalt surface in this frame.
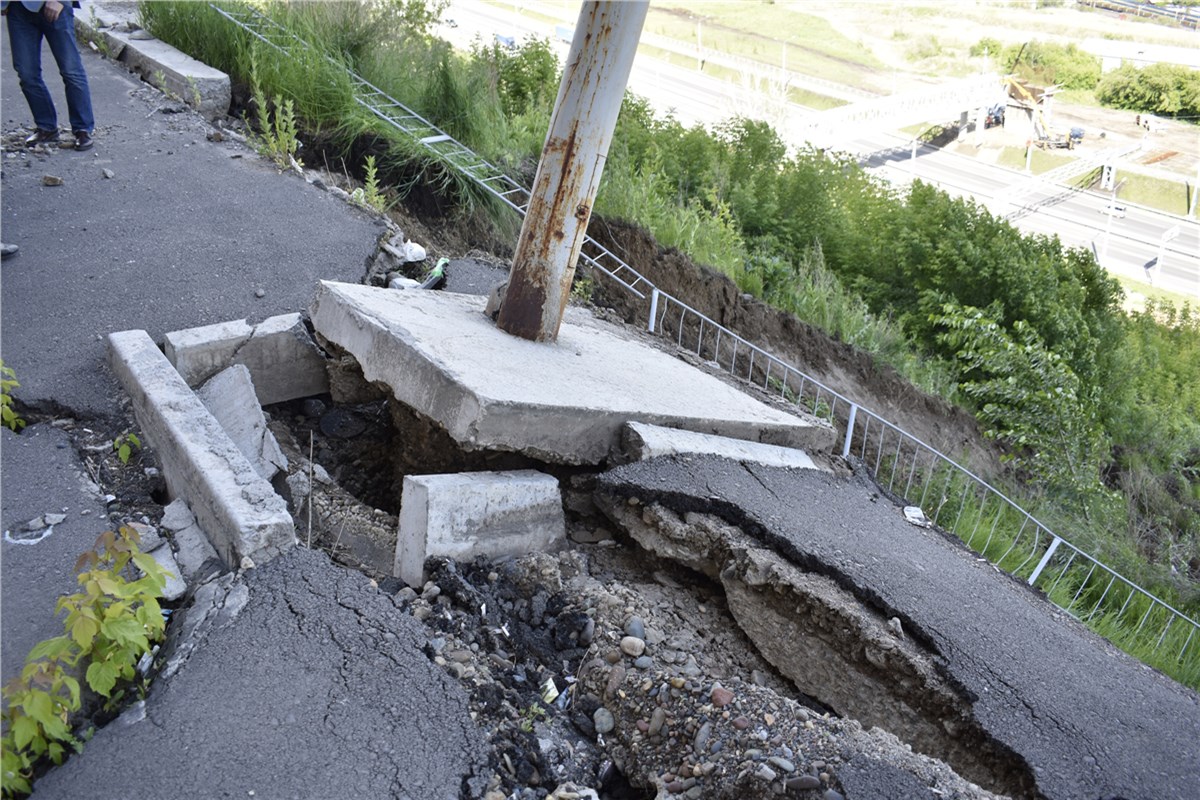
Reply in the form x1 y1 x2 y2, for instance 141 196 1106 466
30 547 489 800
596 455 1200 800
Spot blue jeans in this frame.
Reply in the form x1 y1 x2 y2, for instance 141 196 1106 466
5 2 94 133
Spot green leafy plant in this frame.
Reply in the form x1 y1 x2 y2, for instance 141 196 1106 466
1 361 25 433
112 433 141 466
517 701 547 733
252 83 302 171
350 155 389 213
1 527 167 797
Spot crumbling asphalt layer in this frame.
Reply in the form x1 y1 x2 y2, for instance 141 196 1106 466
30 547 490 800
595 454 1200 800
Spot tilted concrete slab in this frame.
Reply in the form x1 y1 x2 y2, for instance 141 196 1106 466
108 330 296 568
309 282 834 465
197 365 288 482
396 470 565 588
619 421 824 470
165 313 329 406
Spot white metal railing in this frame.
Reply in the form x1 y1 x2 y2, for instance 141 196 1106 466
648 288 1199 668
208 1 1198 673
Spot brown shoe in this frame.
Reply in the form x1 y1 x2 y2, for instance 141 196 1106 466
73 131 94 151
24 128 59 147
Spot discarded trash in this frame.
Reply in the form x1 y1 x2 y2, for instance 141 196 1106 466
419 258 448 290
903 506 930 527
42 175 63 187
388 274 420 290
403 241 426 263
540 676 560 704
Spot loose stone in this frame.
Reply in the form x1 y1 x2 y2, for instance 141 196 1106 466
711 686 734 707
649 707 667 736
823 791 844 800
693 721 712 755
625 616 646 639
787 775 821 791
634 655 653 670
755 765 778 782
768 757 795 773
593 707 615 735
620 636 646 657
732 716 750 730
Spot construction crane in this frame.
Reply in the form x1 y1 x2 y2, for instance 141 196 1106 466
1002 44 1082 150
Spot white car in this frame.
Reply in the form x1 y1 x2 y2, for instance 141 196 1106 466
1099 203 1127 218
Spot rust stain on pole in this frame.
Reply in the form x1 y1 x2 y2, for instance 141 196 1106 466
495 1 649 342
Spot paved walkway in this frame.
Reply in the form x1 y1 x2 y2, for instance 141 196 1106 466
1 20 493 798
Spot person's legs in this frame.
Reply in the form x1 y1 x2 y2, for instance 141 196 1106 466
5 4 58 133
41 3 93 135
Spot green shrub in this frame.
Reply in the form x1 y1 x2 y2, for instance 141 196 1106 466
2 527 167 797
1097 63 1200 118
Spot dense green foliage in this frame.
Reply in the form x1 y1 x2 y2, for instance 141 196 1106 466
1096 63 1200 119
984 39 1102 91
142 2 1199 679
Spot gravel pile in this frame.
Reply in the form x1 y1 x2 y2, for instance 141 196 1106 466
388 537 1003 800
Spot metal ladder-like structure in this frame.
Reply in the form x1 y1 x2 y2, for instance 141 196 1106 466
209 2 652 299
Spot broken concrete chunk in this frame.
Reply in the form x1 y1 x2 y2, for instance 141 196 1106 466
166 314 329 406
108 329 296 568
196 364 288 481
230 313 329 405
164 318 253 388
395 470 566 588
160 498 196 532
619 421 822 470
145 544 186 601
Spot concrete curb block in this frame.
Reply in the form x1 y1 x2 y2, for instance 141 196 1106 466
107 330 296 568
396 471 566 588
76 3 231 120
165 313 330 406
619 421 824 470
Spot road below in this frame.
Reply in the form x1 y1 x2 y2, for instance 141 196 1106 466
438 3 1198 297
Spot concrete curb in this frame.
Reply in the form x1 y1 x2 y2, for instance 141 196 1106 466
107 330 295 568
76 1 231 120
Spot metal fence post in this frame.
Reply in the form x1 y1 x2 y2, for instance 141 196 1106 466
842 403 858 459
648 288 660 334
1028 536 1063 586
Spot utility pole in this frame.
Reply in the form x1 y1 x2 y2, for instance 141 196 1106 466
491 1 649 342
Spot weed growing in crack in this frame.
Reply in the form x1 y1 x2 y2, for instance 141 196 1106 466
350 155 389 213
0 361 25 433
1 527 167 798
112 432 141 466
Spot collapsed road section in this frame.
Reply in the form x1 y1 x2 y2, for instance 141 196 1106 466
594 455 1200 800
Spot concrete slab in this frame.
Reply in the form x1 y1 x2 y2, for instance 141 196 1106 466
619 421 823 470
309 282 834 465
165 313 329 405
108 329 296 567
196 365 288 482
396 471 565 588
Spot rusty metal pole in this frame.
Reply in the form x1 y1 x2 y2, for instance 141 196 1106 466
493 0 649 342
